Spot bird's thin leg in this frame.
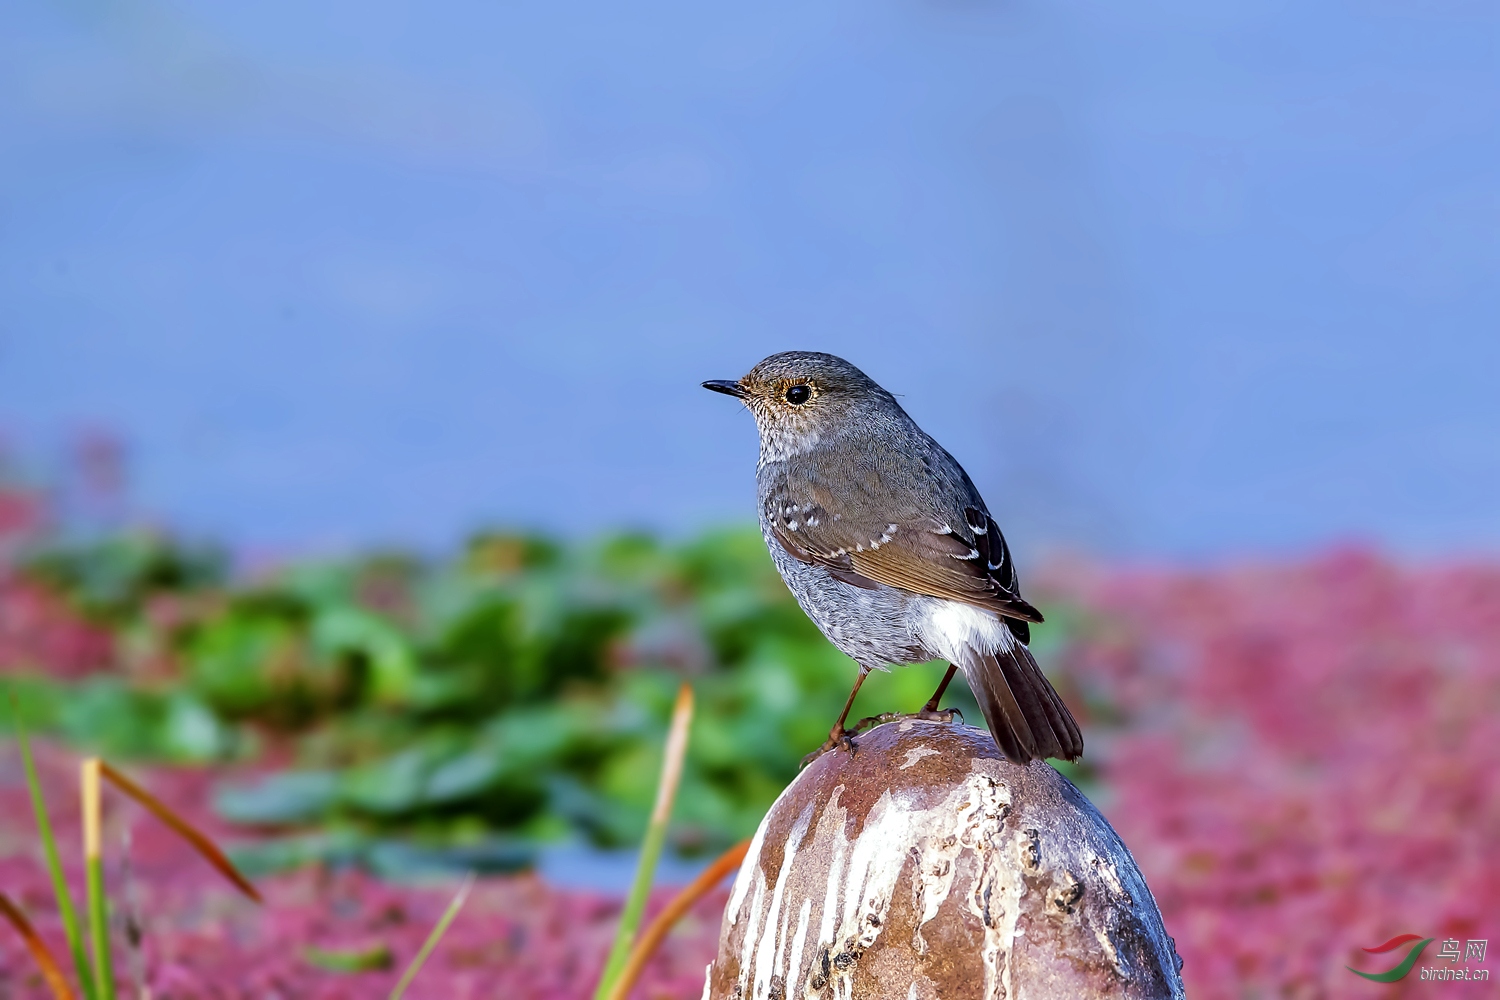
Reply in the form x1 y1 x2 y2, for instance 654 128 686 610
922 663 959 713
829 669 869 740
845 663 964 737
801 670 869 767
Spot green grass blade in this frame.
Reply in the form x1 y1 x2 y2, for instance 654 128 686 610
81 759 116 1000
592 683 694 1000
10 691 97 1000
388 871 475 1000
84 857 114 1000
305 942 394 973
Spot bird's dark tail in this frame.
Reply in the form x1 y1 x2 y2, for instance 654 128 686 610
958 643 1083 763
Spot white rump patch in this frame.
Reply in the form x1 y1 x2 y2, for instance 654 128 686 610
915 599 1015 664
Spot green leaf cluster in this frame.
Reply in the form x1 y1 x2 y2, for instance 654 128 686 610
6 525 998 855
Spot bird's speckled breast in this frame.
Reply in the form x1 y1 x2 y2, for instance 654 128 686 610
760 521 927 671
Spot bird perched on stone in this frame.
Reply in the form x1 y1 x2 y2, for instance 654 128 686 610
703 351 1083 764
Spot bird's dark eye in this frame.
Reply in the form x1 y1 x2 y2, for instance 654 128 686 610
785 384 812 405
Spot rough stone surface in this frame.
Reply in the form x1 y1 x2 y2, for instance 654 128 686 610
703 720 1185 1000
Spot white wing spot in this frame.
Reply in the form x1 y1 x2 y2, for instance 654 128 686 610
787 521 800 531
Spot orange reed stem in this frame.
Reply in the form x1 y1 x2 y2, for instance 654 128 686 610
603 837 752 1000
0 892 78 1000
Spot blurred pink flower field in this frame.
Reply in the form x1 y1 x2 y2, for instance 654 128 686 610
1055 550 1500 998
3 549 1497 998
0 756 724 999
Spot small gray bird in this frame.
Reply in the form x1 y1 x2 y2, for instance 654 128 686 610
704 351 1083 764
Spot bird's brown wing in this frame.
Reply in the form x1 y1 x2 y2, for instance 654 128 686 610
764 493 1042 624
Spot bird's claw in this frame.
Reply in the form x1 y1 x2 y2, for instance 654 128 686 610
848 708 962 735
800 709 965 768
800 728 857 769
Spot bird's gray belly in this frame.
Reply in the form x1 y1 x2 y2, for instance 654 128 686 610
762 527 928 670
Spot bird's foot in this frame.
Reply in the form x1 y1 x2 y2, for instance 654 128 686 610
847 707 963 736
800 727 857 769
800 709 965 768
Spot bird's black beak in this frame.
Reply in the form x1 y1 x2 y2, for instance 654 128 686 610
702 379 748 399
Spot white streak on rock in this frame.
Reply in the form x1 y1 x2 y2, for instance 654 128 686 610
956 771 1017 1000
728 812 770 925
814 787 850 955
737 870 767 997
1095 857 1127 900
899 745 940 770
992 830 1030 1000
755 802 814 999
704 725 1185 1000
823 790 929 995
786 897 812 999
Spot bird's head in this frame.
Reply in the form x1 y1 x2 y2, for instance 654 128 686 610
703 351 894 465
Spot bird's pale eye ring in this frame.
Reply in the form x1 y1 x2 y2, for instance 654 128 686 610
785 384 812 405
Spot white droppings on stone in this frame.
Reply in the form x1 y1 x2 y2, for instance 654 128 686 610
989 827 1034 1000
706 729 1186 1000
949 774 1018 1000
728 810 770 925
737 869 768 997
1095 857 1126 900
755 802 814 999
911 772 1008 954
837 792 909 956
899 746 940 770
785 897 812 998
1093 919 1123 977
814 787 850 955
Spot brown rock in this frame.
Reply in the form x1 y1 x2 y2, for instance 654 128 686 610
703 721 1184 999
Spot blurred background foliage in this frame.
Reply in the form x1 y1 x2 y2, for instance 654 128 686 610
5 520 1084 873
